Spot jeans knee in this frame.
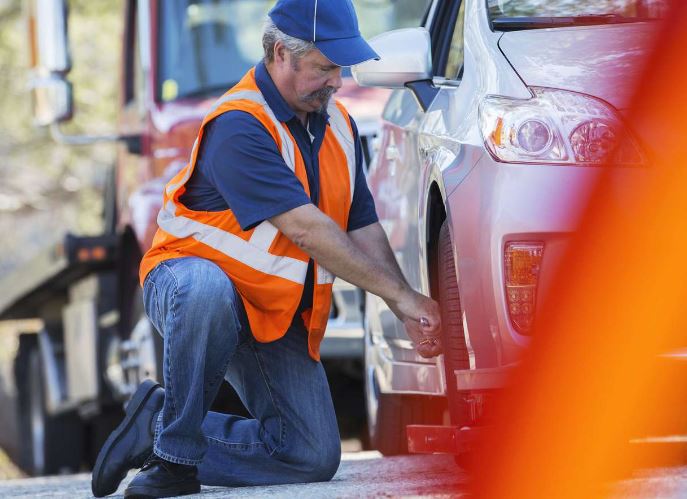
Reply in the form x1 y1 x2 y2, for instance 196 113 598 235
316 449 341 481
186 267 233 307
300 440 341 482
170 260 239 319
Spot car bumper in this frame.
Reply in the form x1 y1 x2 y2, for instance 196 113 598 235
447 153 648 378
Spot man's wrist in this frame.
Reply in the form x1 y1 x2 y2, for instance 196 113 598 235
384 277 409 305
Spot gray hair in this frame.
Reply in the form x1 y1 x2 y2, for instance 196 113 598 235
262 19 315 64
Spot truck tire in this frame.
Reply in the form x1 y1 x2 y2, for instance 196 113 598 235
84 406 124 470
437 221 472 464
126 286 165 387
14 335 83 476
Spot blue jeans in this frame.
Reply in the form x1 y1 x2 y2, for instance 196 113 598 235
142 257 341 486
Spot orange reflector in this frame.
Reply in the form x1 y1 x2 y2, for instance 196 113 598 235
77 248 90 261
504 242 544 334
491 117 504 146
91 246 106 260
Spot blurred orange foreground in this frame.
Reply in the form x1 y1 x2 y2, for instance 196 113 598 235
472 1 687 497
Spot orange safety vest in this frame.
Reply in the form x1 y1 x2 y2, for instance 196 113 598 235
139 68 356 361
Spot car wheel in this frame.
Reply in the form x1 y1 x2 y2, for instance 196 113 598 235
14 334 83 476
437 221 471 426
367 385 443 455
365 317 444 455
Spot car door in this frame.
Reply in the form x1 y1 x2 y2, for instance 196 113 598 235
366 88 424 356
422 0 519 373
366 0 467 362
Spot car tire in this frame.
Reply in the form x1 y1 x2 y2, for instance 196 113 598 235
14 335 84 476
365 323 445 455
369 390 443 456
437 221 471 426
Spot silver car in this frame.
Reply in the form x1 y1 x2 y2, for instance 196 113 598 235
354 0 661 454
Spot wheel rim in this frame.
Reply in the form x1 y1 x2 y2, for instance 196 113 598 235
29 351 45 474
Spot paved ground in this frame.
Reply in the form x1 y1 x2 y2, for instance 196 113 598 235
1 450 687 498
0 452 469 498
610 466 687 498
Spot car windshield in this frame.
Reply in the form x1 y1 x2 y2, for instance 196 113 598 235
158 0 431 102
487 0 668 27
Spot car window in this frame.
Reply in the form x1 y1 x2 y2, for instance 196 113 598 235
355 0 432 39
487 0 668 20
443 2 466 79
158 0 270 102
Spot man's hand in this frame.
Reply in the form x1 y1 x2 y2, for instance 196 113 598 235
349 224 443 358
271 208 443 358
386 289 443 359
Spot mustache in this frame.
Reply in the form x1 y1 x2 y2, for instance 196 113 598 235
302 86 337 103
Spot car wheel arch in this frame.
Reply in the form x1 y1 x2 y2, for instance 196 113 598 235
424 166 457 296
425 182 446 301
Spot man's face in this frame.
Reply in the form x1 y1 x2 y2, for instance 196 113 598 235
281 48 343 115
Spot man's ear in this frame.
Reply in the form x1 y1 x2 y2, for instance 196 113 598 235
274 40 287 65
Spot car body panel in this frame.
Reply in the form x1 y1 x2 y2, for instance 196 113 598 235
499 23 659 111
365 0 655 396
367 0 529 394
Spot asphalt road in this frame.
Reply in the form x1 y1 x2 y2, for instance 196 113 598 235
0 452 467 498
1 451 687 498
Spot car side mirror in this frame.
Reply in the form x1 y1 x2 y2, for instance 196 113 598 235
352 28 432 87
27 0 73 126
352 28 438 111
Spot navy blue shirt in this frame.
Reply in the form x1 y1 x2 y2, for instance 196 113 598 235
180 62 378 316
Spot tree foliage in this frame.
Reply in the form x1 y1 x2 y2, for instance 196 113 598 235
0 0 122 277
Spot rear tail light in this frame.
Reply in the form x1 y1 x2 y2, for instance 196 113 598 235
504 242 544 335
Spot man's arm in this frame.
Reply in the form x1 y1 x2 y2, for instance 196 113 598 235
348 222 406 286
347 222 442 358
270 205 442 358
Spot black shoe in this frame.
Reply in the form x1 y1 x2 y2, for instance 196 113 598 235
91 380 164 497
124 454 200 498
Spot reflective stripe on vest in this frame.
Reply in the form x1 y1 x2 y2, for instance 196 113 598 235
157 201 308 284
326 99 356 203
157 87 355 287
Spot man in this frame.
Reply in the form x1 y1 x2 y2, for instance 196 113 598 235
92 0 441 497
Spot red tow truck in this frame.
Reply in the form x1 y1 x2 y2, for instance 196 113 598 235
2 0 402 475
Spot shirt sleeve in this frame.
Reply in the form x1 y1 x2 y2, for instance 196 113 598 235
346 117 379 232
202 111 313 231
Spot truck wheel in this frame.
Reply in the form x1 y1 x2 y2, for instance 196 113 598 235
437 221 472 463
128 287 165 387
14 335 83 476
84 406 124 470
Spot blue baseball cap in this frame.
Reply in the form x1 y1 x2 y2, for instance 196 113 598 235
268 0 380 67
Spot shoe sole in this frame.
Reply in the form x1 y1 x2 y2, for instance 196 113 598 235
92 380 162 497
124 481 201 499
